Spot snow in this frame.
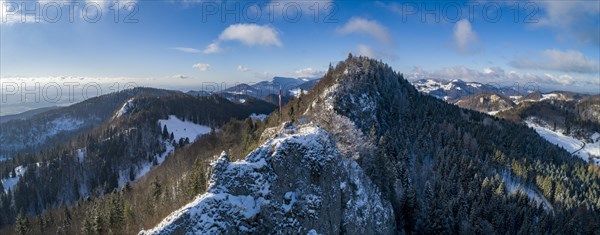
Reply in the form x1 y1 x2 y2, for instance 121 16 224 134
159 115 211 142
502 174 553 212
76 148 86 163
239 99 246 103
1 165 28 193
47 117 85 137
540 93 558 101
467 82 482 88
282 192 297 213
249 113 268 122
117 116 211 188
509 96 522 100
290 88 308 98
592 132 600 142
141 122 395 234
307 229 321 235
526 118 600 165
114 98 135 119
140 124 327 234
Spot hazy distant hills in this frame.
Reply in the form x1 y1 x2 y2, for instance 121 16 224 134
0 88 179 157
410 78 528 102
0 106 60 124
186 76 320 104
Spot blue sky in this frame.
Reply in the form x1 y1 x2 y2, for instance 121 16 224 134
1 0 599 93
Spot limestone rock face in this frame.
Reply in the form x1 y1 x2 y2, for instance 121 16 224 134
141 123 395 235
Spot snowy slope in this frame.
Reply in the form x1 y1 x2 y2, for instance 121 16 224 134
141 123 395 235
158 115 211 142
526 119 600 165
117 116 212 188
114 98 135 119
1 166 28 193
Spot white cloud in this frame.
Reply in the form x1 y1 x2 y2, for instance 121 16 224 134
172 47 201 53
293 68 324 78
203 24 282 54
406 66 599 90
172 74 188 79
219 24 282 47
192 63 210 71
537 1 600 45
203 42 222 54
354 44 397 60
237 65 250 72
253 71 276 80
337 17 392 44
356 44 376 58
510 49 599 74
453 19 478 53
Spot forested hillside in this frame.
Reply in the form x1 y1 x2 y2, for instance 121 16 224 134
0 92 276 234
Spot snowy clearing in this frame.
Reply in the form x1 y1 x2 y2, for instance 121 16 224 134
158 115 211 142
1 166 28 193
526 119 600 165
117 115 211 188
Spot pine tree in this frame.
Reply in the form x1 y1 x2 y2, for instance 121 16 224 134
151 176 162 203
162 125 169 139
15 212 29 235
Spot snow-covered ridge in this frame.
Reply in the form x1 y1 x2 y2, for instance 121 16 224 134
114 98 135 119
141 123 394 235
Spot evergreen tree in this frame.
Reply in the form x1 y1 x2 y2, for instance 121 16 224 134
15 212 29 235
162 125 169 139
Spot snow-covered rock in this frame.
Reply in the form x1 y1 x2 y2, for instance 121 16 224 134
249 113 268 122
140 123 394 235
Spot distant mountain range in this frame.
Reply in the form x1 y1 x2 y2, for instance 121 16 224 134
186 76 320 104
410 78 530 102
